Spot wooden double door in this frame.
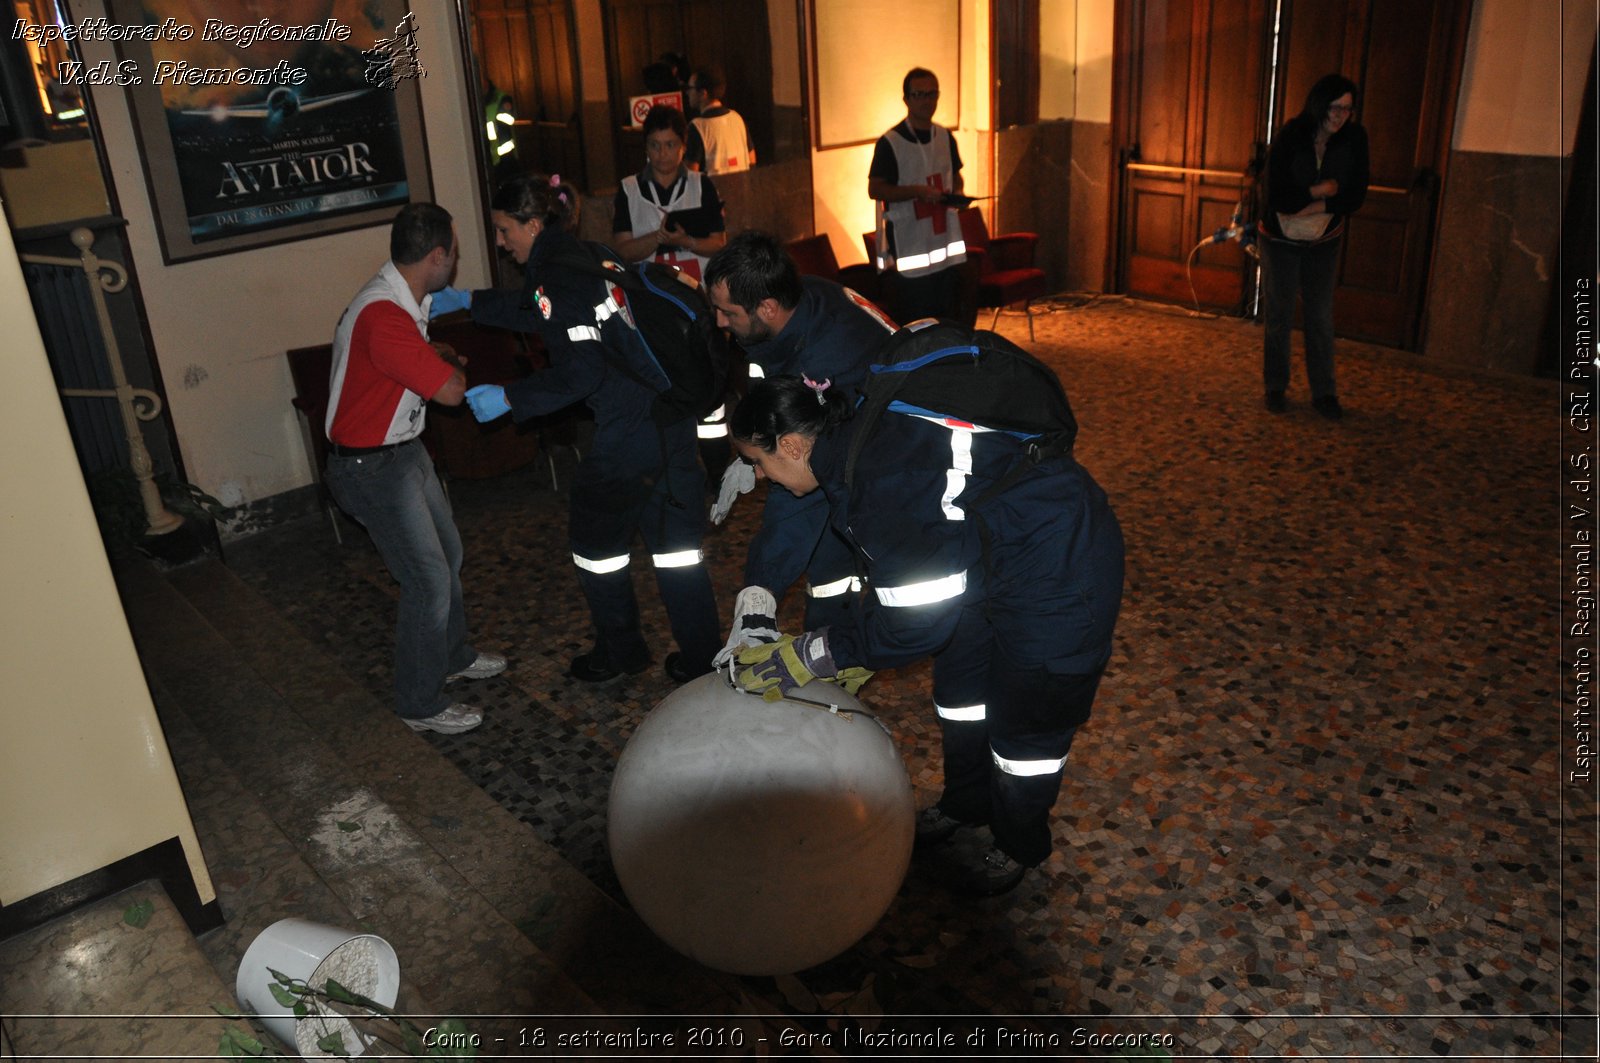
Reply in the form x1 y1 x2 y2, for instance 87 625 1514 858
1113 0 1471 349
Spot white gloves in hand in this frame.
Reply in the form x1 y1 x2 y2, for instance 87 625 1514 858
710 458 756 524
712 585 781 667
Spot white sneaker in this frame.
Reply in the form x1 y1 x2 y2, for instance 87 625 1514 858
402 703 483 734
447 652 506 681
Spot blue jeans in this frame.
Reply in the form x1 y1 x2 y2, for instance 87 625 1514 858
324 440 476 719
1261 235 1341 400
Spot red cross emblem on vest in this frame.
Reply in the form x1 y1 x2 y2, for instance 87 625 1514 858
913 173 948 234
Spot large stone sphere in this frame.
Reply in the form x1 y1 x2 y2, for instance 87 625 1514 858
607 672 914 976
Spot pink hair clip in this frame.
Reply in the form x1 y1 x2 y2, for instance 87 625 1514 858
549 173 562 187
802 375 831 405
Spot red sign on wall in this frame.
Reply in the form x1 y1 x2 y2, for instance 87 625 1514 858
628 91 683 129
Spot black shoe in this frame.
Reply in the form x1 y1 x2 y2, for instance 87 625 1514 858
914 805 974 849
568 651 649 683
664 652 711 683
1265 390 1287 413
950 845 1029 897
1313 395 1344 420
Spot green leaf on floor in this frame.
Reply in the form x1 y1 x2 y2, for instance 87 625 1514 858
122 898 155 928
217 1026 268 1055
336 820 362 832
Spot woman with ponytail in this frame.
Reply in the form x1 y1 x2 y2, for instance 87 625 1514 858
728 371 1124 898
441 172 720 684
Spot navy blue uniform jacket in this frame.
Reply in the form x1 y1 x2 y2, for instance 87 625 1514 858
738 276 896 590
808 410 1124 675
470 229 691 477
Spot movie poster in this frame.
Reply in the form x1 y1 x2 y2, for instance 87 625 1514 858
98 0 432 262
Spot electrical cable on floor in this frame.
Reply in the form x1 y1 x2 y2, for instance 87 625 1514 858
1183 200 1257 320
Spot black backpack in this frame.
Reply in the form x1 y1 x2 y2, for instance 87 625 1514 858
844 320 1078 504
550 245 728 428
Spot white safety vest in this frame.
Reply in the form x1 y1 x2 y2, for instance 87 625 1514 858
326 261 432 444
692 109 752 175
874 122 966 278
620 170 712 282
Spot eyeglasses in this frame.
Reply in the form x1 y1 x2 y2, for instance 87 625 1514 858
1327 103 1353 114
907 90 940 100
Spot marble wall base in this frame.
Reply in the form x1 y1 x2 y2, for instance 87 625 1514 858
1423 149 1565 374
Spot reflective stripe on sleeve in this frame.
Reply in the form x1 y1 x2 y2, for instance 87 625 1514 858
991 749 1070 777
807 575 862 598
652 549 702 568
572 551 629 574
874 570 966 607
697 422 729 439
566 325 602 343
747 363 766 379
935 701 986 722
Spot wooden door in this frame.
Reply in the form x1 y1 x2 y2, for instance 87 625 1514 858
1113 0 1471 346
1275 0 1471 348
471 0 586 187
1114 0 1272 312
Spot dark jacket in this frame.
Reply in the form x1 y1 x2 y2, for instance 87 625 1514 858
1262 118 1370 241
742 276 898 591
738 275 896 391
809 410 1124 679
470 227 689 476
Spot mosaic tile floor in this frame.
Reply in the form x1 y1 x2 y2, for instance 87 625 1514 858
226 299 1593 1057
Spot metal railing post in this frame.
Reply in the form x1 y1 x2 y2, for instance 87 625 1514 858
23 227 183 536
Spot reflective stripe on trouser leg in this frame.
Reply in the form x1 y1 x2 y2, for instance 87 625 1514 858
929 610 992 825
802 526 862 632
806 575 860 598
569 473 651 668
639 460 720 672
984 664 1104 867
987 730 1077 868
698 404 728 440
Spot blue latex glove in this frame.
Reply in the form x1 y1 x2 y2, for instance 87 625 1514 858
429 286 473 319
465 384 511 422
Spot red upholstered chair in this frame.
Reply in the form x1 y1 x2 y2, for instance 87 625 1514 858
959 207 1049 339
784 233 882 305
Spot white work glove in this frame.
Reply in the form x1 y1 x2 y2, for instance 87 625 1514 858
709 458 757 524
712 585 781 667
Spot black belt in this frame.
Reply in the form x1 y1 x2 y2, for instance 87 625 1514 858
328 438 414 457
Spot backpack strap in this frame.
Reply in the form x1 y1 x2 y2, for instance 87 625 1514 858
843 341 980 493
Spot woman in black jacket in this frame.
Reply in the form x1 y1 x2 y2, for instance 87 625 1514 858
1260 74 1369 419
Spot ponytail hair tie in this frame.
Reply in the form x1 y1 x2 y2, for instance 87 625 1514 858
549 173 562 188
802 375 831 405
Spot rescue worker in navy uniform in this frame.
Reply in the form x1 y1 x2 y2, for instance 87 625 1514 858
701 232 898 662
439 172 720 683
726 370 1124 897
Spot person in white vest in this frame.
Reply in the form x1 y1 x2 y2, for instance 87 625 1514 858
867 67 968 326
686 65 755 176
612 103 732 466
611 104 728 283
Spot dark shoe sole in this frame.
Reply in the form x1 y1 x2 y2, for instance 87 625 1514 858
664 652 711 683
1265 391 1287 413
568 653 649 682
